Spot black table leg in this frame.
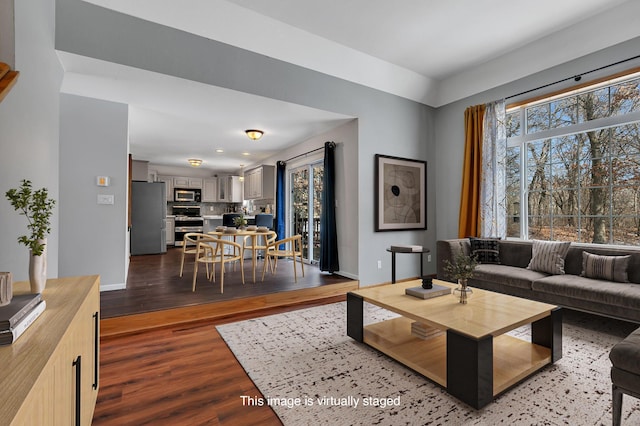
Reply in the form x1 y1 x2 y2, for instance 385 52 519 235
531 307 563 362
447 330 493 409
346 292 363 342
391 252 396 283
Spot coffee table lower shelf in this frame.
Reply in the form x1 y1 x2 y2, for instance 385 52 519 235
363 317 552 400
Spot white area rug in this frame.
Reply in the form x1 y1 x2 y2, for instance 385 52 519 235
217 302 640 425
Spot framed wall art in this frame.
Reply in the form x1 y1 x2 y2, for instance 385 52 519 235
375 154 427 231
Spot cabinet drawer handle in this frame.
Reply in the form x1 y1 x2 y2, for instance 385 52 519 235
73 355 82 426
93 311 99 390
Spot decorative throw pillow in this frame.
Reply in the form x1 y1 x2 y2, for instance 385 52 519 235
527 240 571 274
469 237 500 264
581 252 630 283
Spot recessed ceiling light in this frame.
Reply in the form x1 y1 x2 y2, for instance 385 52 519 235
215 149 224 153
242 152 251 156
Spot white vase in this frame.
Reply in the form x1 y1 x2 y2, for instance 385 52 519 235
29 239 47 294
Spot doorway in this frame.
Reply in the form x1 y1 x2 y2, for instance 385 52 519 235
290 161 323 264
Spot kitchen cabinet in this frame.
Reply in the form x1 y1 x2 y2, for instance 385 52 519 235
173 176 203 189
218 175 242 202
2 276 100 426
244 165 275 200
157 175 174 202
166 217 175 245
203 178 218 202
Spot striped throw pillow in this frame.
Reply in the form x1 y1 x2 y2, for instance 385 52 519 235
581 252 630 283
527 240 571 275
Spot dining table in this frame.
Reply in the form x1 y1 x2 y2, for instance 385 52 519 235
207 229 272 283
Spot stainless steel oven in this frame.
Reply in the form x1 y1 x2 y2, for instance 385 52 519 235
174 223 204 246
172 205 204 246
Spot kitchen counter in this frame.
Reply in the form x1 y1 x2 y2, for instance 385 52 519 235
202 215 256 219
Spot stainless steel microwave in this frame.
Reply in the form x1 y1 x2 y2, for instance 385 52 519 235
174 188 201 202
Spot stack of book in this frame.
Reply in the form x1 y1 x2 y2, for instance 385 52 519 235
0 293 46 346
390 245 423 252
411 321 443 340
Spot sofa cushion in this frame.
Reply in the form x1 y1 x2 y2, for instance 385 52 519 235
610 327 640 376
532 274 640 310
581 251 630 283
527 240 571 274
469 237 501 264
473 264 546 290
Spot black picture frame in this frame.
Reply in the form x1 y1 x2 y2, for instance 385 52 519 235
375 154 427 231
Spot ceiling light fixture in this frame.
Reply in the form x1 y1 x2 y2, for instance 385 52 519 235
188 158 202 167
245 129 264 141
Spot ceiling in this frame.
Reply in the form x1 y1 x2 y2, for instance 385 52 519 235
60 0 640 172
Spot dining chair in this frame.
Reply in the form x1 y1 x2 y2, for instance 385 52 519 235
244 230 277 272
192 235 244 292
179 232 208 277
254 213 274 229
262 234 305 282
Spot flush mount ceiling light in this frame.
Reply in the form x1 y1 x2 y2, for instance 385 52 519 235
188 158 202 167
245 129 264 141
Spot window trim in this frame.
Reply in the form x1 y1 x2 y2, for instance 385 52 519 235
506 67 640 244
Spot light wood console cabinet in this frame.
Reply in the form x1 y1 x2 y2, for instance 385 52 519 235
0 275 100 425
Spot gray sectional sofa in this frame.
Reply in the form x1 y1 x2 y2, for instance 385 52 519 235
437 239 640 323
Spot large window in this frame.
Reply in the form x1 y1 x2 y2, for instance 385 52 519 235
506 72 640 245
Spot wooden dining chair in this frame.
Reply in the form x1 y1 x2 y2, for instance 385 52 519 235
179 233 207 277
261 234 305 283
243 230 277 258
192 235 244 293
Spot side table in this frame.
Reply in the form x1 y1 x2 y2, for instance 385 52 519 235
386 246 431 284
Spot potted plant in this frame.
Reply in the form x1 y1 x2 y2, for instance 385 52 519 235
233 215 248 229
5 179 56 293
442 242 478 304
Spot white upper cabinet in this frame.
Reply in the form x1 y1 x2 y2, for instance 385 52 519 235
218 175 242 202
203 177 217 202
243 165 275 200
173 176 202 189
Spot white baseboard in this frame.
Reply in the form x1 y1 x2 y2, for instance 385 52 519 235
100 282 126 292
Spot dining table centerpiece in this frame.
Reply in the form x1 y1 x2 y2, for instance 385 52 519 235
442 242 478 304
5 179 56 294
233 214 248 229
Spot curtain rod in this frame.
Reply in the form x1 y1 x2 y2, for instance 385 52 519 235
281 141 336 164
506 54 640 100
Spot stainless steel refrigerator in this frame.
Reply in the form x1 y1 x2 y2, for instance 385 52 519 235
131 181 167 255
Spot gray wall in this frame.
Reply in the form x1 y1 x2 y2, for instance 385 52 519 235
434 37 640 243
55 0 436 286
59 94 129 288
260 119 359 280
0 0 62 281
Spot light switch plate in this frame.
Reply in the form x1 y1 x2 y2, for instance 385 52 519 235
97 194 114 205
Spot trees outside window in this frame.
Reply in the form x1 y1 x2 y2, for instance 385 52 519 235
506 74 640 245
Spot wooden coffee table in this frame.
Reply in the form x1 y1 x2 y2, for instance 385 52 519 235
347 279 562 409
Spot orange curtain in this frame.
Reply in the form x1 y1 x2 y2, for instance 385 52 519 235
458 104 485 238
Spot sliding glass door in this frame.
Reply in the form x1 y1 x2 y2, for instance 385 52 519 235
290 161 323 264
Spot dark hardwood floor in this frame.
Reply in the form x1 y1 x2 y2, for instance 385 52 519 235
94 247 358 425
101 246 354 319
